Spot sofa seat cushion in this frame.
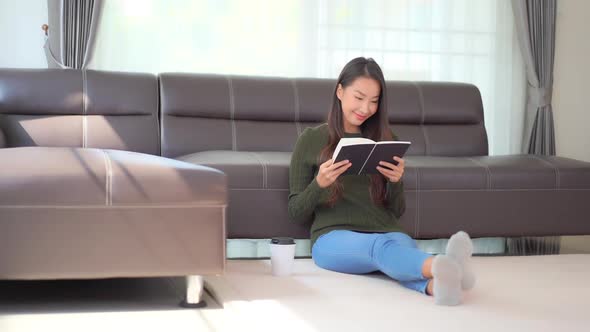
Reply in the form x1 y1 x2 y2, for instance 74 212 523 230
177 150 292 190
177 151 590 239
470 155 590 190
0 147 226 206
402 156 488 190
0 146 227 279
400 155 590 238
402 155 590 191
178 152 590 192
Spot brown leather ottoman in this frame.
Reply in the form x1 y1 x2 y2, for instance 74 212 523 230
0 146 227 307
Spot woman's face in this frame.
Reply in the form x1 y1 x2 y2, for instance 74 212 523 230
337 76 381 133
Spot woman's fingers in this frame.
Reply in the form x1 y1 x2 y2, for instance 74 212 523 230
377 165 402 182
333 162 352 176
326 161 351 179
376 166 395 177
379 156 405 181
377 164 403 178
378 161 398 171
379 157 404 172
326 159 350 171
393 156 405 167
317 159 352 187
320 158 335 169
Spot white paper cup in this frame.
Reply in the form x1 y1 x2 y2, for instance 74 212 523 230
269 237 296 276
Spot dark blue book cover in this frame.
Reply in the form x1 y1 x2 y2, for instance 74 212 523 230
332 138 411 176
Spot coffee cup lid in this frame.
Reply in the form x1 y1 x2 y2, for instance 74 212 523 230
271 237 295 245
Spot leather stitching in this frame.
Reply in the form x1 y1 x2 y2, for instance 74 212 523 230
249 152 267 189
227 76 237 151
467 157 492 190
530 155 561 190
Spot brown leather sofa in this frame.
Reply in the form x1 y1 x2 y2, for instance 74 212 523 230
159 73 590 240
0 69 227 307
1 69 590 304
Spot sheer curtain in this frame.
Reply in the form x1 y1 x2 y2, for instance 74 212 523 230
90 0 525 155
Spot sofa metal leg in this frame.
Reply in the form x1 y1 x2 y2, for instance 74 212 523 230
179 275 207 308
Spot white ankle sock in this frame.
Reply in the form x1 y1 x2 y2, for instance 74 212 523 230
446 231 476 290
432 255 462 306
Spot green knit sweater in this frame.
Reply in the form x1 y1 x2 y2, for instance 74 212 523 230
288 123 407 246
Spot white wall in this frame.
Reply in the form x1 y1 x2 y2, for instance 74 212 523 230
0 0 48 68
553 0 590 253
553 0 590 163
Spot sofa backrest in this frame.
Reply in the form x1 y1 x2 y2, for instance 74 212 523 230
0 69 488 157
159 73 488 158
0 69 160 155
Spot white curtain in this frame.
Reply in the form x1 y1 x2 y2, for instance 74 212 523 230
90 0 525 155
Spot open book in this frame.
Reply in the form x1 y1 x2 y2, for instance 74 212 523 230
332 138 411 175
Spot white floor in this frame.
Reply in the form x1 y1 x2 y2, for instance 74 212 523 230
207 255 590 332
1 255 590 332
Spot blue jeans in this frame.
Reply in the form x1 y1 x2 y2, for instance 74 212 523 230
312 230 432 294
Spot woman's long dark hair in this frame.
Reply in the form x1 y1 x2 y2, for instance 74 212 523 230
319 57 393 207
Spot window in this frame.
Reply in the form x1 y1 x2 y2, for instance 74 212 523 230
91 0 525 155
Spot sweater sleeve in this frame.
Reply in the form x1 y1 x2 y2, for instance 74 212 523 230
386 180 406 218
288 128 326 224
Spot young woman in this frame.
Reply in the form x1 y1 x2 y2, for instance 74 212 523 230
288 57 475 305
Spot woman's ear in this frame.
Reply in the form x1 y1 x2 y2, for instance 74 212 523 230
336 84 344 101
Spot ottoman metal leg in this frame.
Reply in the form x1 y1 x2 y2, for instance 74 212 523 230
179 275 207 308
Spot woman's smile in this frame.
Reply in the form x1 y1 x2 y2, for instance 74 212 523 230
353 111 367 121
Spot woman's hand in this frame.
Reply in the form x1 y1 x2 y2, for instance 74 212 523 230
316 159 352 188
376 156 405 182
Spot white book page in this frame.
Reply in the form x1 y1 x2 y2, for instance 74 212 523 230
375 140 412 145
332 137 376 161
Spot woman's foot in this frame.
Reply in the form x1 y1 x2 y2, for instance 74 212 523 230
446 231 476 290
432 255 463 306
